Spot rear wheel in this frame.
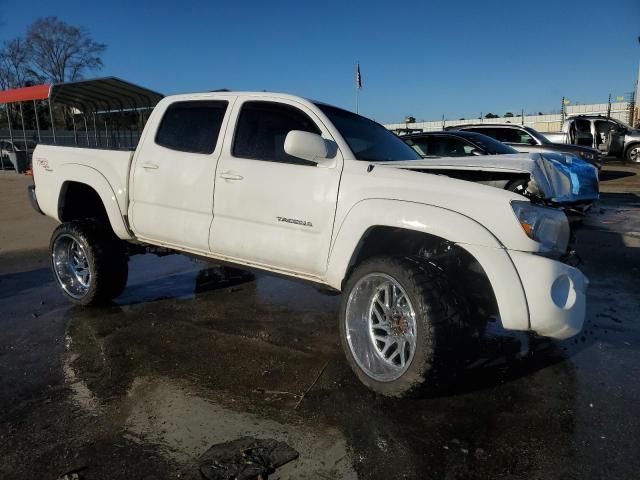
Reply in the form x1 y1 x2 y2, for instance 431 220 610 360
339 256 467 397
50 221 128 306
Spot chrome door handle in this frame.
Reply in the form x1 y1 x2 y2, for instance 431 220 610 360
142 162 159 170
219 172 243 180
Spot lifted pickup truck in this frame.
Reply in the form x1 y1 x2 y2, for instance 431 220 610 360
30 92 588 397
543 115 640 162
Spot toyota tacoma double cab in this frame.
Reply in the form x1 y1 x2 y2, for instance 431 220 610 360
30 92 588 397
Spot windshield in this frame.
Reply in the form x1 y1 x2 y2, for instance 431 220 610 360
457 132 519 154
315 103 420 161
524 126 552 144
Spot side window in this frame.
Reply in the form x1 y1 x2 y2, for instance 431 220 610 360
494 128 530 144
405 138 431 156
466 128 496 140
155 101 228 154
441 137 477 156
233 101 321 165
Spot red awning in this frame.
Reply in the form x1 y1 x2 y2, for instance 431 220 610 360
0 84 51 104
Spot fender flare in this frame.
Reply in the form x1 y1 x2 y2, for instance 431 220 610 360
325 199 530 331
54 164 133 240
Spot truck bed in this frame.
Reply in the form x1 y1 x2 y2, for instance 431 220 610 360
32 145 134 235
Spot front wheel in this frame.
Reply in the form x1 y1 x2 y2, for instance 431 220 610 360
506 178 529 196
625 144 640 163
339 256 467 397
50 221 128 306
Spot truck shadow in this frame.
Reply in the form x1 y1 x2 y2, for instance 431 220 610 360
0 267 52 300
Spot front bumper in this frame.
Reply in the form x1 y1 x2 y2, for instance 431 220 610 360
509 250 588 340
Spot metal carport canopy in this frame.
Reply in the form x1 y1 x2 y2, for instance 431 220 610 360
0 84 51 104
49 76 164 112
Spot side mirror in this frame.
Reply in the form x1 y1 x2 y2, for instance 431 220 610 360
284 130 332 166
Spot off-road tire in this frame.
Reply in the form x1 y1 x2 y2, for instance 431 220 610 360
339 256 468 397
50 221 128 306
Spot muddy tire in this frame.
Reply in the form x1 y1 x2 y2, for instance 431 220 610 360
50 221 128 306
339 256 467 397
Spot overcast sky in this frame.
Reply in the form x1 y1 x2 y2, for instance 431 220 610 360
1 0 639 123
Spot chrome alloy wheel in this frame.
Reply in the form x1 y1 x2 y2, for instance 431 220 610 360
629 146 640 163
52 234 91 298
345 273 417 382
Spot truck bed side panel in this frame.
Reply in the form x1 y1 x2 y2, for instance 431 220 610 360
32 145 135 239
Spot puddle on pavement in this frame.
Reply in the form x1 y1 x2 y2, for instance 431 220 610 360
121 376 356 479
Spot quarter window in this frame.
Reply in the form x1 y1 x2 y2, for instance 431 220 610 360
155 101 228 154
233 101 321 165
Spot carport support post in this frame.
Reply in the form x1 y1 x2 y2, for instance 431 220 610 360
104 115 109 148
33 100 41 142
5 104 14 144
83 115 90 146
71 110 78 145
92 113 98 147
18 102 29 156
48 100 57 144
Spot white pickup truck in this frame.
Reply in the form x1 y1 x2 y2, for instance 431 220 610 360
30 91 587 397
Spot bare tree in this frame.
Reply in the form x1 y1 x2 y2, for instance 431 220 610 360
25 16 106 83
0 38 32 89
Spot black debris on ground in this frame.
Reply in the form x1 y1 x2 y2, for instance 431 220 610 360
197 437 299 480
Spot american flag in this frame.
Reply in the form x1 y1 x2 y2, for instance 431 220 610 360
356 63 362 89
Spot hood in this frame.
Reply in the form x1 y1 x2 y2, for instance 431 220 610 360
627 128 640 139
374 151 599 204
376 153 535 174
547 143 598 155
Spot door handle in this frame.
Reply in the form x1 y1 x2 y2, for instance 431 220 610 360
142 162 159 170
219 171 243 181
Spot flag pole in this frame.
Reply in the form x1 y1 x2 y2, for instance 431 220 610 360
356 62 362 114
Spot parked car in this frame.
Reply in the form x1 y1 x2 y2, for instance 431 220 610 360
542 115 640 163
401 131 599 207
445 123 601 168
0 139 36 173
30 91 587 397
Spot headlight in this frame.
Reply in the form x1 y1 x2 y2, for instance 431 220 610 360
511 201 570 252
579 151 594 160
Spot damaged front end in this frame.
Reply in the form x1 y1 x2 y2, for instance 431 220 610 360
524 152 599 207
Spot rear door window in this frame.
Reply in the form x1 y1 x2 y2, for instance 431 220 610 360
155 101 228 154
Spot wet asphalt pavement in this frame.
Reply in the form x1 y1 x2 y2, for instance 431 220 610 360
1 193 640 479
